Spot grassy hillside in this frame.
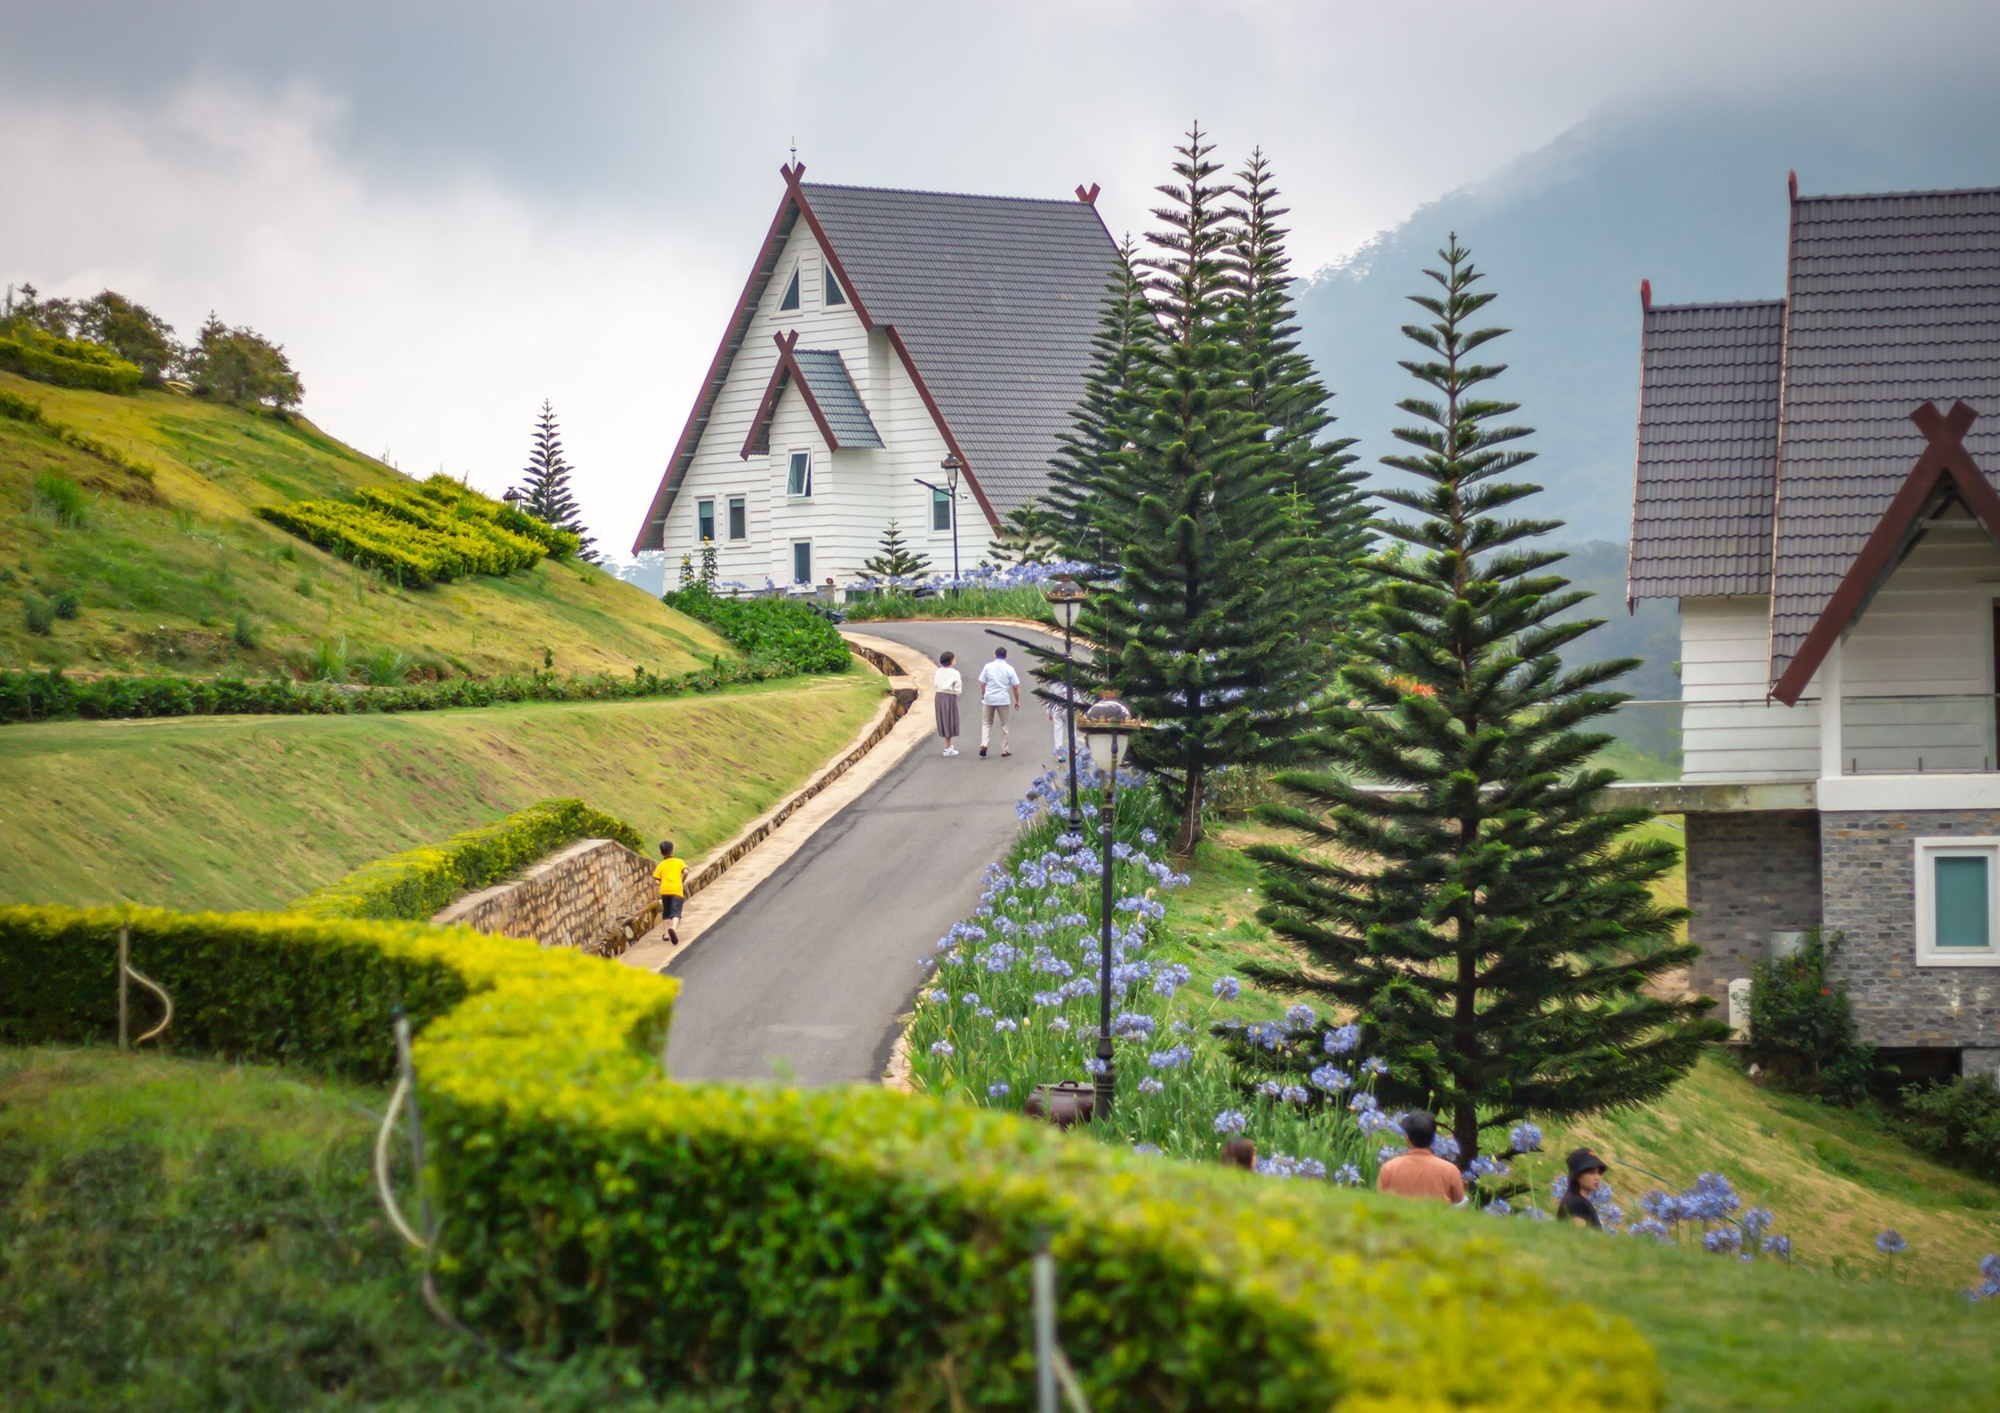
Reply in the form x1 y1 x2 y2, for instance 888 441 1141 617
0 673 883 912
0 371 726 678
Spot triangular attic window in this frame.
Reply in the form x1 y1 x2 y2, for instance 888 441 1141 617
779 267 801 311
824 267 846 306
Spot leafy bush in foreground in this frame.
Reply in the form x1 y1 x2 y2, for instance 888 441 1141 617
1894 1073 2000 1182
1748 929 1875 1104
0 903 1661 1408
289 797 645 922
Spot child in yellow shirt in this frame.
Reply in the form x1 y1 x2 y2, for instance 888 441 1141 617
653 840 686 946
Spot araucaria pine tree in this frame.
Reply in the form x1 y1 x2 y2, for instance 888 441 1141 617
1228 150 1373 649
860 519 931 580
514 400 596 562
1089 126 1321 855
1239 238 1723 1162
1015 234 1155 572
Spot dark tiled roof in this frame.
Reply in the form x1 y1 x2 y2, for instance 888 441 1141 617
1628 300 1786 600
1768 187 2000 685
791 349 883 448
801 182 1121 515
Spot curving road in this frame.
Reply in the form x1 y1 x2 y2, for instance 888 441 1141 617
663 620 1069 1085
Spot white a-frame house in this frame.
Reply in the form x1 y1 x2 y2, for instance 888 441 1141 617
633 163 1120 587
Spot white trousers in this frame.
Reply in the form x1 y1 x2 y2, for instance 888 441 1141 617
981 703 1012 750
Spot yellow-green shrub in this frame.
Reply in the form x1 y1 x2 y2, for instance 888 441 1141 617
0 332 144 393
0 907 1661 1409
256 484 545 586
288 797 647 921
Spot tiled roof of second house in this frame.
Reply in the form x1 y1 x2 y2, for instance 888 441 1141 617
1628 299 1786 600
1767 186 2000 686
801 182 1122 516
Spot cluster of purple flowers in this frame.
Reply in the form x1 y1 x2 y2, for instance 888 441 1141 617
1966 1254 2000 1302
1254 1153 1329 1179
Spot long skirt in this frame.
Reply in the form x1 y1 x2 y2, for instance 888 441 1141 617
934 691 961 740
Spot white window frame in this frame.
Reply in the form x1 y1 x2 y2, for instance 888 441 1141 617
695 497 716 544
930 485 953 533
778 265 801 312
1913 837 2000 966
790 538 813 585
727 494 747 542
824 265 846 306
786 449 813 499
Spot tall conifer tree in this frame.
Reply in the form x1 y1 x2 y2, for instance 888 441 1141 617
1238 239 1722 1160
1016 235 1155 571
515 400 596 562
1088 126 1319 854
1229 150 1373 645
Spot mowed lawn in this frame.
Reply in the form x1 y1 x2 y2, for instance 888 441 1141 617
0 672 884 912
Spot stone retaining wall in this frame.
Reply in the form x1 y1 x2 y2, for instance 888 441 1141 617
433 837 660 957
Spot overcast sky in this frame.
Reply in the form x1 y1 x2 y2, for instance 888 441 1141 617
5 0 1994 554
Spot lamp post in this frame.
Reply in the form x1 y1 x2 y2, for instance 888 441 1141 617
939 453 963 597
1078 694 1142 1121
501 487 523 508
1045 575 1088 834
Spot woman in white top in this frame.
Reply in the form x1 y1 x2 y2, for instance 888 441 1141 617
932 651 963 757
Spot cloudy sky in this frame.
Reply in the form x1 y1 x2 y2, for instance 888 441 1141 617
5 0 1993 555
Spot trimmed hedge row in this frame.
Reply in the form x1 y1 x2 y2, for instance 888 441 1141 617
257 497 540 585
0 654 810 726
0 333 144 393
289 797 647 922
0 903 1661 1408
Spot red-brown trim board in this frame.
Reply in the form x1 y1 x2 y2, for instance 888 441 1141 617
739 331 848 457
1770 400 1990 704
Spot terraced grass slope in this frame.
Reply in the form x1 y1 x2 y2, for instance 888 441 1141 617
0 673 884 912
0 371 726 678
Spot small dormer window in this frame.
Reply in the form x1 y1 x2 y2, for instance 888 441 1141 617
779 267 801 311
824 267 846 307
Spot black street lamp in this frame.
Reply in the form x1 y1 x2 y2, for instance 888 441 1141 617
913 453 964 599
1045 574 1088 834
1078 694 1142 1121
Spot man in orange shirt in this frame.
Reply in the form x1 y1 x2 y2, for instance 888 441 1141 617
1375 1110 1466 1204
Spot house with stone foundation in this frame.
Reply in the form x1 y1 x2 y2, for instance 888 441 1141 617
1625 176 2000 1081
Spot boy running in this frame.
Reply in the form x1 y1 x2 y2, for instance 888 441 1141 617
654 840 686 946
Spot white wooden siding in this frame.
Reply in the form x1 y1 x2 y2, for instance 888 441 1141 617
1680 596 1821 780
1839 525 1998 773
661 221 995 588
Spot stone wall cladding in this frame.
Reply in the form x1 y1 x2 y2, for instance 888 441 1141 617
1685 810 1823 999
433 838 660 957
1821 809 2000 1050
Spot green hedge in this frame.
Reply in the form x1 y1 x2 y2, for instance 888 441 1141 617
0 903 1660 1408
664 585 851 674
0 333 143 393
0 652 816 726
290 798 646 922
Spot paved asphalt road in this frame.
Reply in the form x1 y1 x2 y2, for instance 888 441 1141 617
663 619 1069 1085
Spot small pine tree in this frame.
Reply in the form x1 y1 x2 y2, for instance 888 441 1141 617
1087 125 1320 854
859 520 932 579
514 400 596 562
1237 238 1723 1161
1025 233 1156 572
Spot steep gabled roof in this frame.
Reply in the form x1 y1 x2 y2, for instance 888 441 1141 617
1766 185 2000 688
634 164 1119 552
740 333 882 457
1627 296 1786 601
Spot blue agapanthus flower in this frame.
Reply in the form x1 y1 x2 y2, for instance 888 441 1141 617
1877 1229 1908 1255
988 1082 1010 1098
992 1018 1018 1033
1133 1142 1162 1155
1257 1080 1282 1098
1284 1004 1317 1032
1486 1199 1513 1217
1147 1043 1193 1069
1309 1063 1352 1093
1508 1122 1543 1153
1137 1076 1165 1095
1762 1234 1793 1260
1431 1133 1461 1163
1213 1109 1248 1135
928 1039 954 1057
1323 1023 1360 1055
1280 1085 1309 1105
1212 975 1241 1000
1334 1163 1363 1186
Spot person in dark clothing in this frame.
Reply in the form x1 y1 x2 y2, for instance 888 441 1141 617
1557 1147 1609 1227
1220 1137 1256 1169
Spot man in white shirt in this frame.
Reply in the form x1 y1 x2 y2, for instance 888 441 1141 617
976 647 1022 758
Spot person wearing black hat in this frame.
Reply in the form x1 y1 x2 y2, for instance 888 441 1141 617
1557 1148 1608 1228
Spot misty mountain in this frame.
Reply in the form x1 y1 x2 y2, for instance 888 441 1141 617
1295 84 2000 547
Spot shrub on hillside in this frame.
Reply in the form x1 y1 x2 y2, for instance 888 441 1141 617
0 329 144 393
21 595 55 636
30 471 92 529
1748 929 1875 1103
183 315 303 411
289 797 646 922
1892 1073 2000 1182
663 584 850 674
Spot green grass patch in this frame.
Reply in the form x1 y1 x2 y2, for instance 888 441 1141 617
0 672 884 912
844 583 1056 625
0 1045 741 1410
